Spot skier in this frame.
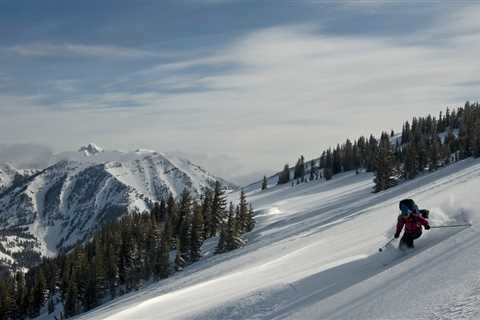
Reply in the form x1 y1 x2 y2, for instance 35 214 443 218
395 199 431 249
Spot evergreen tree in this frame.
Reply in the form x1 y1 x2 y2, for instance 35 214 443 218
403 143 418 180
0 277 16 320
225 204 245 251
200 189 213 238
104 237 119 298
309 161 316 181
215 224 226 254
245 204 256 232
160 207 173 277
31 269 46 317
175 190 193 267
323 167 333 181
48 296 55 314
94 238 106 303
429 137 441 171
416 137 429 172
15 271 26 318
473 119 480 157
209 181 227 237
64 281 79 317
237 189 248 234
190 204 205 262
373 133 396 192
174 236 186 271
277 164 290 185
166 195 177 247
261 176 268 190
216 203 245 253
294 155 306 181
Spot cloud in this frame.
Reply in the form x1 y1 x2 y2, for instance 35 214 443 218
0 144 53 169
2 4 480 183
7 43 157 59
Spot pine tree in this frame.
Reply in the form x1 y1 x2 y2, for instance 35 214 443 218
48 296 55 314
373 133 396 192
473 119 480 157
403 143 418 180
15 271 26 318
429 137 441 171
277 164 290 185
343 139 354 171
174 236 186 271
94 238 106 303
261 176 268 190
332 145 342 174
104 237 119 298
64 281 79 317
0 277 16 320
175 189 192 263
85 259 97 309
156 211 173 279
323 167 333 181
209 181 227 237
294 155 305 181
0 281 7 320
201 189 213 238
190 204 205 262
215 224 226 254
31 269 46 317
245 204 256 232
166 194 177 247
416 137 429 172
226 204 245 251
366 135 378 172
237 189 248 234
309 161 316 181
216 203 244 254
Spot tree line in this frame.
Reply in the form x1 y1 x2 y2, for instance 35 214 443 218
272 102 480 192
0 182 255 319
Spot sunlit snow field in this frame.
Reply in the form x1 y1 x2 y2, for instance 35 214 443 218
75 158 480 320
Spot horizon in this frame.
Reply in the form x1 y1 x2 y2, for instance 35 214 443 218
2 1 480 184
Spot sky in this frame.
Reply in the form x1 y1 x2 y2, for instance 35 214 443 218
1 0 480 184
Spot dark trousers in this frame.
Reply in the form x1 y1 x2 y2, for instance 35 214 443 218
400 230 422 249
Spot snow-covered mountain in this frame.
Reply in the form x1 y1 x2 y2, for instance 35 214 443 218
0 144 234 267
78 142 104 157
0 163 36 191
74 158 480 320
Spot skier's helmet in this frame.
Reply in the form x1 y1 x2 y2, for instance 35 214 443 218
399 199 418 215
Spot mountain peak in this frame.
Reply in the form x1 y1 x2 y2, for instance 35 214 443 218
78 143 104 156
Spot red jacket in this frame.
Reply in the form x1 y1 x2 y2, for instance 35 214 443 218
396 214 429 236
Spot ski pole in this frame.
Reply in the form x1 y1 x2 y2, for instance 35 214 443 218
430 223 472 229
378 238 395 252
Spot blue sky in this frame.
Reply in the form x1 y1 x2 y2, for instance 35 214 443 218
1 1 480 183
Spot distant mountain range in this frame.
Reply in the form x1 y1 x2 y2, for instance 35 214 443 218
0 144 235 268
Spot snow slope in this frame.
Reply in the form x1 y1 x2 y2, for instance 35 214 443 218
76 158 480 320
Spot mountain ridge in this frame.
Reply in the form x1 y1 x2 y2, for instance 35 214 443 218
0 145 235 268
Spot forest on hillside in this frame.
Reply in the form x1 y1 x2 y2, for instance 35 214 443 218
274 102 480 192
0 182 255 319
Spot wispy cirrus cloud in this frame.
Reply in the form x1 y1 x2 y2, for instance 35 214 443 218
2 3 480 183
7 43 158 59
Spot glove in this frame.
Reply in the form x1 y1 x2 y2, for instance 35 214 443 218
394 233 400 239
425 225 431 230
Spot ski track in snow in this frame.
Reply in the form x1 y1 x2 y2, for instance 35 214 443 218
73 158 480 320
